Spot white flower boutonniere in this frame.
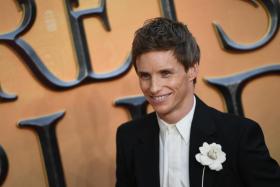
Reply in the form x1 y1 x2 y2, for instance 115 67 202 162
195 142 226 171
195 142 226 187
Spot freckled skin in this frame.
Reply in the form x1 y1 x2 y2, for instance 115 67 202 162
136 50 198 123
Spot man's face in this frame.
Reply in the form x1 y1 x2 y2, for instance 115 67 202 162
136 50 198 123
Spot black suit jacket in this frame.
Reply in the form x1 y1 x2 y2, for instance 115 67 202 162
116 97 280 187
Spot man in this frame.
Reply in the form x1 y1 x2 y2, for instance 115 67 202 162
116 17 280 187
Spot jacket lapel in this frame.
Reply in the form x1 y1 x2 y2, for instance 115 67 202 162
134 113 160 187
189 96 217 187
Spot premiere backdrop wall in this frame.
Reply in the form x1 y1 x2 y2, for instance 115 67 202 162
0 0 279 186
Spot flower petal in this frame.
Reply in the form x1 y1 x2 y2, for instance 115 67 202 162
199 143 210 155
209 162 223 171
200 155 213 165
195 154 202 163
217 152 226 163
203 142 209 147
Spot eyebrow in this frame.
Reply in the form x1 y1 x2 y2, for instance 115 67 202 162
159 67 174 71
137 67 175 73
137 70 149 75
158 67 175 73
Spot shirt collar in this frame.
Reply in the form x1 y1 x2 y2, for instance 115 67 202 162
157 96 196 144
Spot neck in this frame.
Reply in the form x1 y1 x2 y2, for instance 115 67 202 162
159 95 195 124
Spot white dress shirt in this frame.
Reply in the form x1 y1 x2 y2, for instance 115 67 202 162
157 97 196 187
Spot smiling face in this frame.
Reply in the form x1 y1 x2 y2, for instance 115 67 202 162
136 50 198 123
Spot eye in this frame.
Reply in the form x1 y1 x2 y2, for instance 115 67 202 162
160 70 172 78
138 72 150 80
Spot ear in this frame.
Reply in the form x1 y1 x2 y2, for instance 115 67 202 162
188 63 199 81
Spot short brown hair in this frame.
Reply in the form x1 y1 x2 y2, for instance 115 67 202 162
132 17 200 72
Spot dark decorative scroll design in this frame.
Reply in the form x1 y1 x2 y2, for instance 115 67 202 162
205 64 280 116
0 145 9 185
0 0 132 89
115 96 148 120
0 84 17 102
18 111 66 187
160 0 177 20
213 0 279 51
65 0 132 84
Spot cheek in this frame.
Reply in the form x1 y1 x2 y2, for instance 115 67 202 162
139 80 149 92
168 79 185 89
170 78 189 92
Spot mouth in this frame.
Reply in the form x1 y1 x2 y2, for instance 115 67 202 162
149 93 172 104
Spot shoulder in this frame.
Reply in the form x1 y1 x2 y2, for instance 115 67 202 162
205 104 263 140
118 112 157 130
196 96 259 131
116 112 157 138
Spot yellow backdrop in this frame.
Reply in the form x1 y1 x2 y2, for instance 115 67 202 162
0 0 279 186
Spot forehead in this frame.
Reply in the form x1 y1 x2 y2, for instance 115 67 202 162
135 50 182 71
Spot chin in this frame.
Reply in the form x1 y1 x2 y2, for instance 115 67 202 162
153 106 170 116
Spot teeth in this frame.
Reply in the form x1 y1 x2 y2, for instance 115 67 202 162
152 94 169 102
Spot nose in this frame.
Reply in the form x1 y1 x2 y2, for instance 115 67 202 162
150 77 161 94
